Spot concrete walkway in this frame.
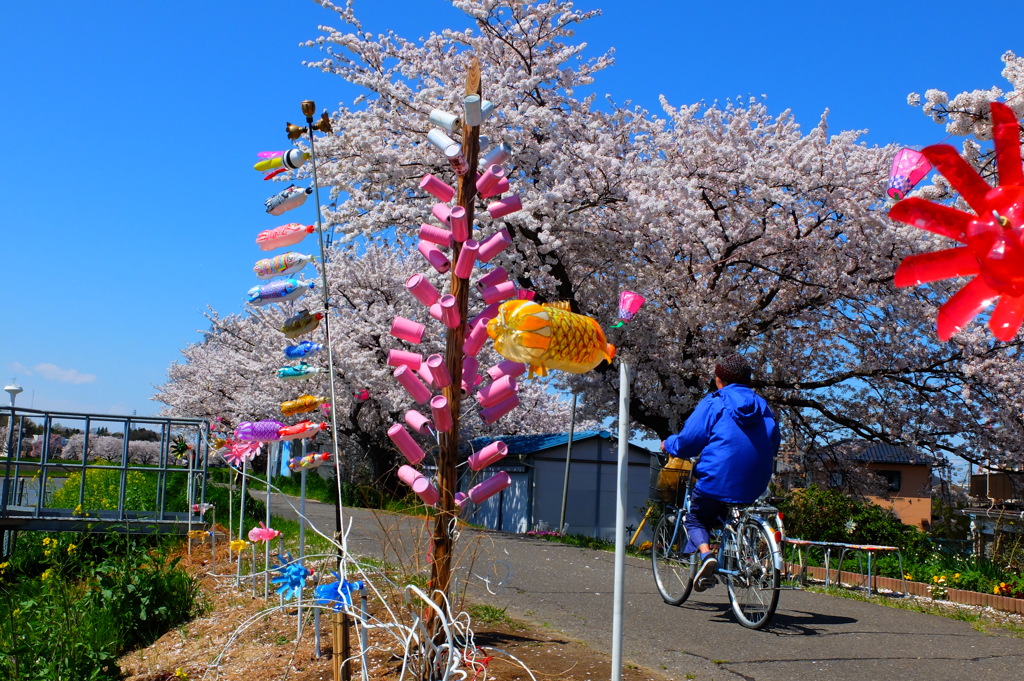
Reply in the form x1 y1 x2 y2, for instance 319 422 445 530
263 492 1021 681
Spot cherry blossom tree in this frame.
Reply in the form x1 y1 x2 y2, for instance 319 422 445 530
290 0 1024 477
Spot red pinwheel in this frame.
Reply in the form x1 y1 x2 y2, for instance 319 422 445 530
891 102 1024 342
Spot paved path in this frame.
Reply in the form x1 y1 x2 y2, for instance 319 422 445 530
264 493 1020 681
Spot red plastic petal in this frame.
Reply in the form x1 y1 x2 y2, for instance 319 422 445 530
990 102 1024 187
922 145 993 216
893 248 979 287
989 293 1024 341
888 198 971 243
936 277 998 341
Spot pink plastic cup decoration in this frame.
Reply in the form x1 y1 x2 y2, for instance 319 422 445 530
476 228 512 263
887 148 933 200
416 361 435 388
426 354 452 388
487 359 528 382
449 206 469 242
419 173 455 203
419 223 453 247
476 375 518 407
487 194 522 219
404 410 433 436
439 294 461 329
480 394 520 424
417 241 451 274
398 465 439 505
427 128 456 152
482 142 513 167
428 302 444 321
481 280 517 305
618 290 647 323
428 109 460 133
445 143 469 176
394 365 432 404
476 165 506 197
467 472 512 504
454 491 468 508
463 319 490 356
517 289 536 301
469 303 502 329
387 349 423 370
475 267 508 290
481 176 510 199
468 441 508 471
464 94 483 127
462 355 479 386
431 203 453 225
454 239 480 279
406 273 440 306
388 424 425 464
390 316 425 344
430 394 453 432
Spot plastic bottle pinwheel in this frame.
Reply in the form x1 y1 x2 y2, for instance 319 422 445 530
271 552 312 601
314 571 364 611
891 102 1024 341
248 521 281 542
221 440 262 467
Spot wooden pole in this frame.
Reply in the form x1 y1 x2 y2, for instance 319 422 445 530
429 56 482 622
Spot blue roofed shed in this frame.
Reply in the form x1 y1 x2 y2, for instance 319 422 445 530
462 430 659 539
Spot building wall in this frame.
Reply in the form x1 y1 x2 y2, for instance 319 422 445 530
864 462 932 529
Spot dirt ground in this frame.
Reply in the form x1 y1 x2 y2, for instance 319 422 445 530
118 541 670 681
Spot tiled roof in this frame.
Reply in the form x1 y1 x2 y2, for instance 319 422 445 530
827 440 937 466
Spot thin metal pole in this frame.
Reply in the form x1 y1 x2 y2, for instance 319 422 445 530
237 460 247 587
611 361 630 681
304 115 345 567
559 393 578 533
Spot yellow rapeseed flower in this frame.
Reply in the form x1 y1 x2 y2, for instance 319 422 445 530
66 544 76 554
41 568 53 581
954 573 960 579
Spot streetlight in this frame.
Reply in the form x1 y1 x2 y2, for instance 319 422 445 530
4 383 23 407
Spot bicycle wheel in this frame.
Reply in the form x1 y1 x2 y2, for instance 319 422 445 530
726 519 780 629
652 512 695 605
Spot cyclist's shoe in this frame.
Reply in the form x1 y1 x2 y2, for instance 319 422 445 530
693 554 718 592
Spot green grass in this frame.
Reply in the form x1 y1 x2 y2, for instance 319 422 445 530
468 603 515 627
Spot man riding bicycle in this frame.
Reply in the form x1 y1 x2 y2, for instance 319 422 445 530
661 353 781 591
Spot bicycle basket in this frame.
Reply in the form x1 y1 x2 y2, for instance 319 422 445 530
655 457 692 504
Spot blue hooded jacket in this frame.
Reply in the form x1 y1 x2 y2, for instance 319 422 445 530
663 383 780 504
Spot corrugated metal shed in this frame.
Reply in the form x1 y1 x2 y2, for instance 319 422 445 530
468 430 612 456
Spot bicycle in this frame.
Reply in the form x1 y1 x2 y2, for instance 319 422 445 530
650 460 785 630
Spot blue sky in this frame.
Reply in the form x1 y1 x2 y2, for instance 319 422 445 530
1 0 1021 416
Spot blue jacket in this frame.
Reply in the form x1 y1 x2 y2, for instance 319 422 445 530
663 384 780 504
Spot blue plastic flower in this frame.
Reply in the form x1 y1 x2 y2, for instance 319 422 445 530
314 571 364 611
270 552 310 601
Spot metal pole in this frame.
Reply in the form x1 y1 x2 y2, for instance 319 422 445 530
558 393 578 533
237 460 247 587
611 361 630 681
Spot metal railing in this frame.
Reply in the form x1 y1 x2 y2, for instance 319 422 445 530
1 406 209 541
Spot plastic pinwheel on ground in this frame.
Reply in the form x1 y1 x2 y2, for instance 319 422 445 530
270 552 312 601
891 101 1024 342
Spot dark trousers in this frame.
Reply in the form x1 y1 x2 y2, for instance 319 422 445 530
683 488 728 554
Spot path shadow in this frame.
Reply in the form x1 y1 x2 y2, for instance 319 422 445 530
683 600 858 635
471 630 569 647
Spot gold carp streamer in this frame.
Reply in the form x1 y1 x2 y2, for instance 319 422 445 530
280 394 328 417
487 300 616 376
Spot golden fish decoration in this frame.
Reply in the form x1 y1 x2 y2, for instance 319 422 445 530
280 394 328 417
486 300 616 376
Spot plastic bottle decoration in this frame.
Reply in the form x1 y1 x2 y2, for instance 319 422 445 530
254 252 315 279
254 149 310 179
611 290 647 328
256 223 316 251
234 420 284 442
248 278 315 306
887 148 933 200
890 101 1024 341
314 572 365 611
191 503 214 515
288 452 331 470
280 394 329 416
265 185 313 215
271 552 312 601
487 300 616 376
221 440 261 467
276 362 325 380
354 388 370 401
283 340 324 359
248 521 281 542
281 309 323 338
278 420 329 441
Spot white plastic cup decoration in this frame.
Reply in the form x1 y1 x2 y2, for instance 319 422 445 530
482 142 512 167
464 94 483 127
427 128 457 151
428 109 460 133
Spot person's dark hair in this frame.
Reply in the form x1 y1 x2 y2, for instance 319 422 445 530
714 353 752 386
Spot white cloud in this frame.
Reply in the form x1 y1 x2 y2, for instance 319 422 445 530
29 363 97 385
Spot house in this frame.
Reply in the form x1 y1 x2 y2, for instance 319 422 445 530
459 430 658 540
806 440 936 529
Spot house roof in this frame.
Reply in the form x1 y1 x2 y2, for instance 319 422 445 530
828 440 937 466
468 430 611 456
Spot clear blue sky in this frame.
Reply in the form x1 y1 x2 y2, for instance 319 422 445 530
2 0 1020 416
